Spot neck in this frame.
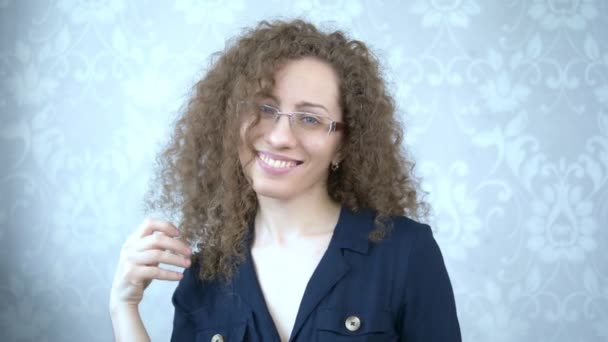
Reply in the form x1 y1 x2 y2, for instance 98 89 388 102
254 186 341 247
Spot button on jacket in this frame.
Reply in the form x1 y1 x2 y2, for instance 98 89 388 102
171 206 462 341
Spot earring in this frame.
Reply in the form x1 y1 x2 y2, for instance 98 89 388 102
331 161 340 171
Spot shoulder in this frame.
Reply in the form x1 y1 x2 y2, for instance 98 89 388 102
372 211 435 256
172 258 224 314
386 213 432 238
340 209 453 311
338 207 434 258
366 211 448 281
377 213 453 293
172 260 201 313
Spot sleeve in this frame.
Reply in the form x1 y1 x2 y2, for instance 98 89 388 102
170 264 198 342
399 225 462 341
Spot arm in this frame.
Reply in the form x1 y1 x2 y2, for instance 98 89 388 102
400 225 462 341
110 304 151 342
109 219 192 342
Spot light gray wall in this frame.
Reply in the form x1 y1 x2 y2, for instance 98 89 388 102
1 1 607 341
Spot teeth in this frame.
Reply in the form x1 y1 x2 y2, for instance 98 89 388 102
259 154 297 169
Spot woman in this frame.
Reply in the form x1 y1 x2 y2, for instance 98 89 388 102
110 19 461 341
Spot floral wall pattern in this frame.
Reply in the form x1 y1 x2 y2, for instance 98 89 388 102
1 1 606 341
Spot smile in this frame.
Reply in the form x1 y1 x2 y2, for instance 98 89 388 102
256 152 302 174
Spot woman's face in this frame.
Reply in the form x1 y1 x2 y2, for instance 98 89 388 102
238 57 343 201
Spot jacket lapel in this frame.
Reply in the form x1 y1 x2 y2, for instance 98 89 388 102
231 206 375 342
288 206 374 341
232 224 283 341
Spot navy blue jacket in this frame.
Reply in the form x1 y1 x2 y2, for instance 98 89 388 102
171 206 461 341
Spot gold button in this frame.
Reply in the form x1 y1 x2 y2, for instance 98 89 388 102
211 334 224 342
345 315 361 332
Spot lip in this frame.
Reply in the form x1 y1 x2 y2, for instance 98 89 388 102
257 151 303 163
256 151 302 175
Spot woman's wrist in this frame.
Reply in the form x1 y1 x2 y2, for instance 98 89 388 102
109 301 139 317
109 303 150 342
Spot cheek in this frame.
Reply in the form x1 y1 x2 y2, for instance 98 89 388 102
237 126 250 163
305 140 339 162
238 121 262 169
239 117 263 143
238 120 249 143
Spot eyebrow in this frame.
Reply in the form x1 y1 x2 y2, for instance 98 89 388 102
296 101 329 114
265 95 329 114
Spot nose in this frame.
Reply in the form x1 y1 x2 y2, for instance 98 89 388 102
265 114 297 147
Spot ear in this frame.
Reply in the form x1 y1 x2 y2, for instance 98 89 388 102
332 136 345 164
332 149 344 165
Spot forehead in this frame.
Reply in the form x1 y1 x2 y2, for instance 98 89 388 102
271 57 341 119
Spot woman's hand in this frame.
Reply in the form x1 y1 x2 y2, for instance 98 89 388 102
110 218 192 310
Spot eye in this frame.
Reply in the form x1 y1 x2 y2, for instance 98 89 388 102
298 113 321 125
259 104 277 117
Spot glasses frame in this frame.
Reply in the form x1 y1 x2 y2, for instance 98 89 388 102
239 101 346 136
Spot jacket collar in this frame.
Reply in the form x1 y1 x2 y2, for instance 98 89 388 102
241 205 376 254
332 206 375 255
232 205 377 341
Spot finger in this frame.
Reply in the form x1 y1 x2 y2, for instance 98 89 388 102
137 218 179 238
136 232 192 257
134 265 184 282
130 249 191 268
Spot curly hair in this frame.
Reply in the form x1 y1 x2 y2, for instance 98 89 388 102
143 19 428 282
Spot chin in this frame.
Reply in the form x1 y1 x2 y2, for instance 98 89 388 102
252 183 297 200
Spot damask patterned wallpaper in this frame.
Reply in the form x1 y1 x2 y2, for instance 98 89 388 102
1 1 607 341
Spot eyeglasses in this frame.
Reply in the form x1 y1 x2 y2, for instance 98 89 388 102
238 100 346 137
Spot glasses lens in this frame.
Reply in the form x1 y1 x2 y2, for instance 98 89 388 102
241 101 332 137
259 104 277 118
292 113 331 137
293 113 324 129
